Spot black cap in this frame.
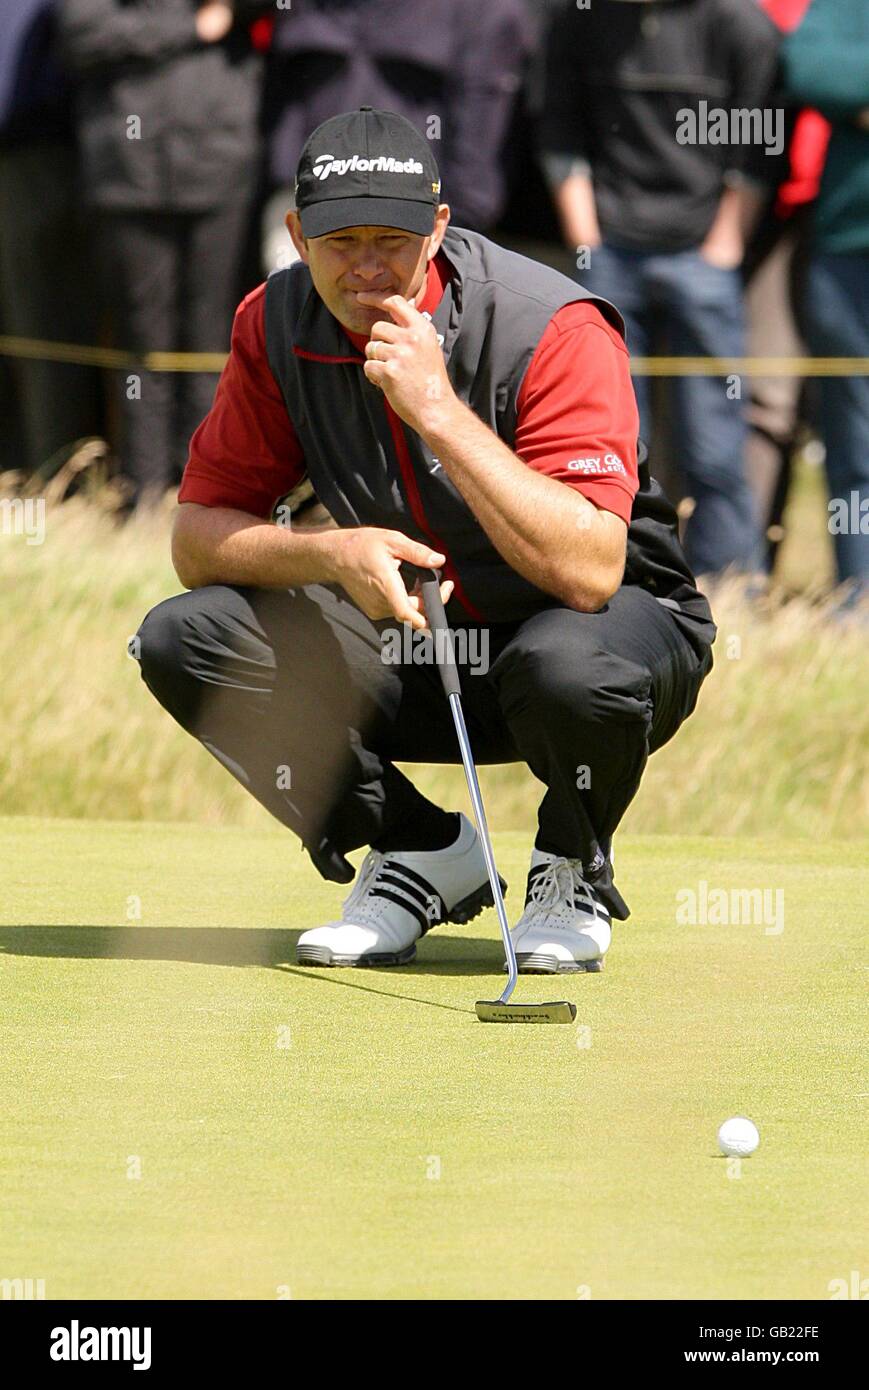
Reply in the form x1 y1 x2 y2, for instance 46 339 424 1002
295 107 441 238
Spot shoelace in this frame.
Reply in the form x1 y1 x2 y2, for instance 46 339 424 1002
340 850 441 927
341 849 386 922
526 857 600 928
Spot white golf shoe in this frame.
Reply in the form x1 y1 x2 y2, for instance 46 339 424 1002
509 848 612 974
297 812 505 967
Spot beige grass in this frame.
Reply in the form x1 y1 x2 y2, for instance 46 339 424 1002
0 462 865 838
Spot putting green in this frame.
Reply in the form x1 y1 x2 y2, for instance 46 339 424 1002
1 816 865 1300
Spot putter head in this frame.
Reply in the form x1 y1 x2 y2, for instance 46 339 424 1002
475 1000 577 1025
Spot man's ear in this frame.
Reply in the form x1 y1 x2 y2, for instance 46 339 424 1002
286 211 309 264
427 204 450 260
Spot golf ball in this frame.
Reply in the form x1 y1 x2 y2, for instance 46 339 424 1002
718 1116 760 1156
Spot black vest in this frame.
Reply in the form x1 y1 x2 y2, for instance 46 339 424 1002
264 225 715 653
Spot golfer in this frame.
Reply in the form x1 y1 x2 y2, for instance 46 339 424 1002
136 107 716 973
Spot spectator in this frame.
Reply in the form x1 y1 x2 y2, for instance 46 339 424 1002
260 0 533 273
0 0 103 477
497 0 570 252
743 0 830 575
539 0 782 578
784 0 869 603
59 1 270 508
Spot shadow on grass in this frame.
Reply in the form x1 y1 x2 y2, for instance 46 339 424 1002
275 965 477 1015
0 925 500 976
0 925 504 1018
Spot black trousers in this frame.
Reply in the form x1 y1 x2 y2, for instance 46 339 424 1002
135 582 713 919
0 141 103 474
95 204 251 505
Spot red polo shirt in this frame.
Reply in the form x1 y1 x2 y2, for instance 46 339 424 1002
179 251 639 526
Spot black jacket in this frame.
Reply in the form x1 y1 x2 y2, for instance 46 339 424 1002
262 0 533 233
539 0 783 251
0 0 71 145
59 0 270 210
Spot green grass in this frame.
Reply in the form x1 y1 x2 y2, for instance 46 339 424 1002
1 816 865 1300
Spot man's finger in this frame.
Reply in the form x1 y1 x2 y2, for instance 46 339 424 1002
387 534 445 568
380 294 419 325
364 338 398 363
356 292 418 325
367 320 403 343
363 359 386 389
354 290 395 310
384 573 428 631
398 580 454 633
439 580 455 606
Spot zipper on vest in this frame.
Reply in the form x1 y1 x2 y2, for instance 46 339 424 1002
381 401 485 622
291 342 485 622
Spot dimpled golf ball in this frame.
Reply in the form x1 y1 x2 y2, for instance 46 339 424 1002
718 1116 760 1156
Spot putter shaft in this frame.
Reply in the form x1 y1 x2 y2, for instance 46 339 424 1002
446 690 518 1005
408 566 575 1022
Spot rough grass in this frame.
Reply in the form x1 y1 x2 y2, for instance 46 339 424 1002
0 460 865 838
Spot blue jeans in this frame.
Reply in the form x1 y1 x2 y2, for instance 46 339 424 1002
581 243 759 576
803 252 869 596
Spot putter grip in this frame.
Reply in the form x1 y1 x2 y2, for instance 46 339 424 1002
410 567 462 700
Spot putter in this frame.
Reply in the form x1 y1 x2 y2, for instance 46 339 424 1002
405 566 576 1025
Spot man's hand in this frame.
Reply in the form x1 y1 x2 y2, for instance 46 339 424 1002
698 231 744 270
196 2 233 43
358 293 457 434
552 171 603 255
326 527 454 631
699 182 767 270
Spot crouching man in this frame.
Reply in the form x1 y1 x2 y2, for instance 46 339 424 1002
135 108 716 974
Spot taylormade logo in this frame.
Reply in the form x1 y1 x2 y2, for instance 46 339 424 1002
50 1321 151 1371
313 152 424 181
